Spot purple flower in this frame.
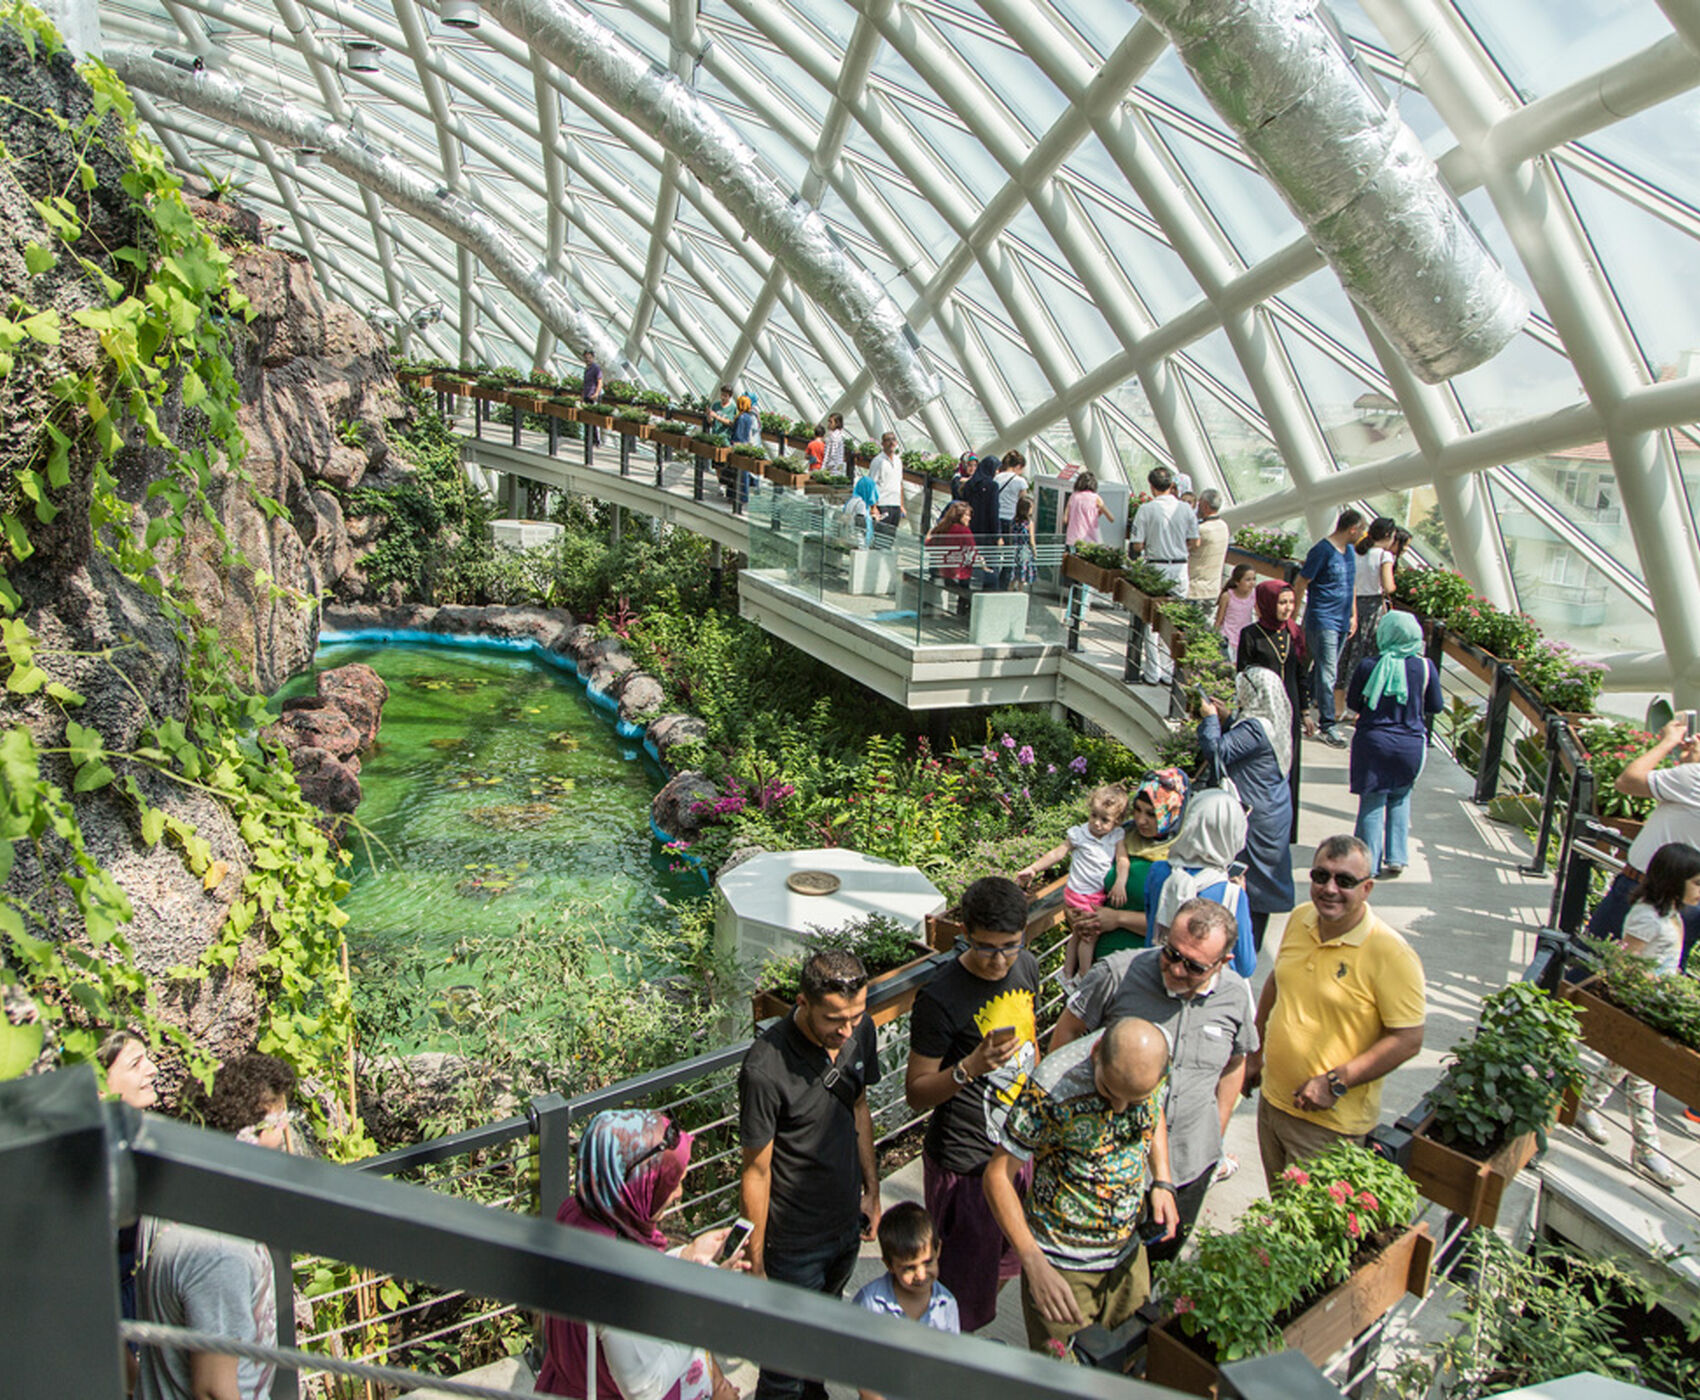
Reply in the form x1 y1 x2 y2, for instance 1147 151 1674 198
1001 734 1017 749
1047 763 1057 774
1069 756 1088 775
1017 745 1035 766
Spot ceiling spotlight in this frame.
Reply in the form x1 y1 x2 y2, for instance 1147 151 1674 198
438 0 480 29
345 40 382 72
294 146 322 168
151 47 204 73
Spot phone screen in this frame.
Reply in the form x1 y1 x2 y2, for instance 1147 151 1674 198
717 1218 754 1263
989 1025 1016 1047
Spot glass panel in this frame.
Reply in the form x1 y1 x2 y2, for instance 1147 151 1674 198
1451 0 1671 99
1503 446 1641 583
1175 363 1287 505
1045 0 1134 58
1150 119 1303 266
1448 328 1587 433
1487 475 1657 655
1560 162 1700 378
1065 182 1202 324
926 6 1069 144
1576 90 1700 213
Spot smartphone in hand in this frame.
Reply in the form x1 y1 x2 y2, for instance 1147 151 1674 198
988 1025 1017 1049
717 1217 755 1264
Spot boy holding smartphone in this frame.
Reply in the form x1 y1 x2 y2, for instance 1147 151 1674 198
903 877 1041 1331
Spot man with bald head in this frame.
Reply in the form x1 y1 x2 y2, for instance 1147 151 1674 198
984 1017 1178 1352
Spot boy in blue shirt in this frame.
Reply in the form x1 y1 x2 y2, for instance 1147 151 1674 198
1295 509 1366 747
852 1203 960 1398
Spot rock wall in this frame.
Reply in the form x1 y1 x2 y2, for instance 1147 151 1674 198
263 663 389 816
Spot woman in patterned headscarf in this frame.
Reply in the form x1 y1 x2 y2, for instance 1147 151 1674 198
538 1111 743 1400
1198 669 1297 951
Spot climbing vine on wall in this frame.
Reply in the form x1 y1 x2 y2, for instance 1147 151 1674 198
0 3 366 1146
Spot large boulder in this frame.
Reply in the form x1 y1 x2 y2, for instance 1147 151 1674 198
618 674 666 725
647 714 709 767
265 701 362 761
317 664 388 751
289 746 364 815
652 772 719 841
565 623 601 665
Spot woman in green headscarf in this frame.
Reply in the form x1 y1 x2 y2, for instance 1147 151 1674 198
1345 610 1444 877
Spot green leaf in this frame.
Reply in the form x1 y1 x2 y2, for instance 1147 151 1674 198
23 245 55 275
73 762 114 792
0 1020 43 1080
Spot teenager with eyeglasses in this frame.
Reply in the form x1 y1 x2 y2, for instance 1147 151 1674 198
903 877 1041 1331
1245 835 1426 1184
738 950 882 1400
1048 898 1257 1265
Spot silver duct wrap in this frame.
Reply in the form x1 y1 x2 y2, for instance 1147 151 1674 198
479 0 940 417
107 49 624 370
1140 0 1527 383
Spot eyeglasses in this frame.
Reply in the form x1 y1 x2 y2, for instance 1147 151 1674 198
967 939 1023 962
1160 943 1218 977
1309 868 1367 890
628 1119 682 1175
812 975 869 997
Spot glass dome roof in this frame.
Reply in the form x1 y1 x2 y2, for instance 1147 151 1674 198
92 0 1700 694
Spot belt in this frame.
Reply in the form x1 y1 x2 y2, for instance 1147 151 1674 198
1150 558 1187 566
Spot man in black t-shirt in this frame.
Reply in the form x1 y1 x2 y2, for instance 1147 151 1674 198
740 950 882 1400
904 877 1040 1331
580 348 603 446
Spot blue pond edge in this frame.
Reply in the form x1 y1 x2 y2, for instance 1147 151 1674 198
317 627 709 883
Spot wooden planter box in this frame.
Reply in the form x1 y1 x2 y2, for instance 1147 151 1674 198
612 419 652 439
1061 553 1123 595
1147 1224 1433 1398
751 943 935 1031
1594 815 1645 844
578 410 618 432
1562 976 1700 1105
650 430 694 453
1405 1114 1541 1228
764 464 808 489
1440 634 1497 686
690 442 734 464
803 480 848 498
926 873 1070 951
543 400 581 421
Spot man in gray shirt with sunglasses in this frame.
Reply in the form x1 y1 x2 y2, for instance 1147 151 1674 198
1047 897 1256 1261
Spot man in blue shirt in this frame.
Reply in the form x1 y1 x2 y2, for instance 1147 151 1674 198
1293 509 1365 748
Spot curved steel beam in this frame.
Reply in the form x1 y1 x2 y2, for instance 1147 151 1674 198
475 0 939 417
108 47 624 370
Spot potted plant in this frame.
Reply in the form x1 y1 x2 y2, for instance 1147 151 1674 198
1149 1142 1430 1396
804 472 850 497
1405 982 1582 1228
1061 544 1127 596
1229 526 1299 565
751 915 935 1029
764 454 808 489
649 419 696 453
1561 938 1700 1109
689 429 732 463
612 406 651 437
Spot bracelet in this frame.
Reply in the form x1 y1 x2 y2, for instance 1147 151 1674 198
1150 1179 1176 1195
951 1062 975 1087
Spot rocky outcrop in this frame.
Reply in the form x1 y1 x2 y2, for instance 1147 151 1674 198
647 714 709 765
355 1051 520 1149
617 673 666 725
652 772 719 841
262 663 388 817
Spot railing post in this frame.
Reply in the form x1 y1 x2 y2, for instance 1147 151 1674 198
655 439 665 487
1123 611 1141 681
511 403 522 449
1474 662 1517 804
1523 714 1565 876
0 1070 127 1398
620 432 631 477
1067 583 1086 652
921 479 936 535
474 393 483 439
584 423 595 467
548 413 559 457
694 454 706 502
270 1246 298 1399
529 1092 573 1221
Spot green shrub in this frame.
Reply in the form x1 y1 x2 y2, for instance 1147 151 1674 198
1231 526 1299 561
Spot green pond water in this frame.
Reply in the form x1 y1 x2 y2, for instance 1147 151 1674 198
275 641 703 1037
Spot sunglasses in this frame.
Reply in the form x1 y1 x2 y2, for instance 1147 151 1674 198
815 974 869 997
628 1119 682 1175
967 939 1023 962
1309 868 1368 890
1160 943 1219 977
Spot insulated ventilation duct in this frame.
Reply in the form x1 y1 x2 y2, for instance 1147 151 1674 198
1138 0 1527 383
475 0 941 418
107 48 625 371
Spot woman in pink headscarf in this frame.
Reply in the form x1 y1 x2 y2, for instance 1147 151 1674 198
538 1110 744 1400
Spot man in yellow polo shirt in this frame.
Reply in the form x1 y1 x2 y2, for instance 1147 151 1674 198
1247 834 1426 1181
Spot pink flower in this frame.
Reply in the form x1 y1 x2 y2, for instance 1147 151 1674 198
1347 1211 1361 1237
1357 1191 1379 1211
1328 1181 1352 1204
1173 1296 1195 1315
1001 734 1017 749
1256 1249 1272 1267
1282 1167 1311 1187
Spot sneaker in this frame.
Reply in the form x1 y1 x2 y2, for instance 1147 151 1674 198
1574 1108 1611 1145
1380 865 1405 878
1685 1108 1700 1130
1633 1149 1680 1191
1320 729 1348 749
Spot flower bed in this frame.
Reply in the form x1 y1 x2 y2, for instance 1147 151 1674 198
1151 1142 1427 1386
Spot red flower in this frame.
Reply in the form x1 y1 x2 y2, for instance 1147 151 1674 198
1327 1180 1352 1204
1282 1166 1311 1187
1347 1211 1361 1237
1358 1190 1380 1212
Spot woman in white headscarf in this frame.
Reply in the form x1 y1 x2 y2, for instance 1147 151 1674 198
1198 668 1296 951
1145 789 1256 975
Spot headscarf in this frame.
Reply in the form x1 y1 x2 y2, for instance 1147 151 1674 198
1133 768 1189 841
1253 580 1304 659
963 454 1001 538
1155 789 1249 934
540 1110 694 1397
1361 610 1426 710
1235 666 1293 774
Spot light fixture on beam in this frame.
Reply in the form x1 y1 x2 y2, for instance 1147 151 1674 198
344 40 382 73
438 0 480 29
294 146 322 168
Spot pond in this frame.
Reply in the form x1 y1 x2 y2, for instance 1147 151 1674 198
275 639 704 1048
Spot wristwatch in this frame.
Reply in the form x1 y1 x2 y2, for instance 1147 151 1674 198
951 1062 975 1087
1326 1069 1348 1098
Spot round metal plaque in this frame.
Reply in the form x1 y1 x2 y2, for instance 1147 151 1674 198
786 870 841 896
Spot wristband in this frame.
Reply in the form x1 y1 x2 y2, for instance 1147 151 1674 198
1151 1180 1175 1195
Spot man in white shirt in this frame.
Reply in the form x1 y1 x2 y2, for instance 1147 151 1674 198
871 432 907 530
995 452 1028 589
1588 717 1700 952
1188 490 1230 602
1128 467 1199 683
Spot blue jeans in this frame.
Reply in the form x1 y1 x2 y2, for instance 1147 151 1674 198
1306 623 1344 730
1356 783 1414 873
753 1231 860 1400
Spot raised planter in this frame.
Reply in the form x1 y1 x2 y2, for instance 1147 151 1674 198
1440 633 1498 686
750 942 935 1031
1562 975 1700 1105
1060 553 1122 596
1147 1224 1433 1398
1404 1114 1540 1229
578 410 618 433
543 400 581 421
690 441 734 464
926 873 1069 951
763 463 808 490
612 419 652 440
650 430 694 454
803 480 848 499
